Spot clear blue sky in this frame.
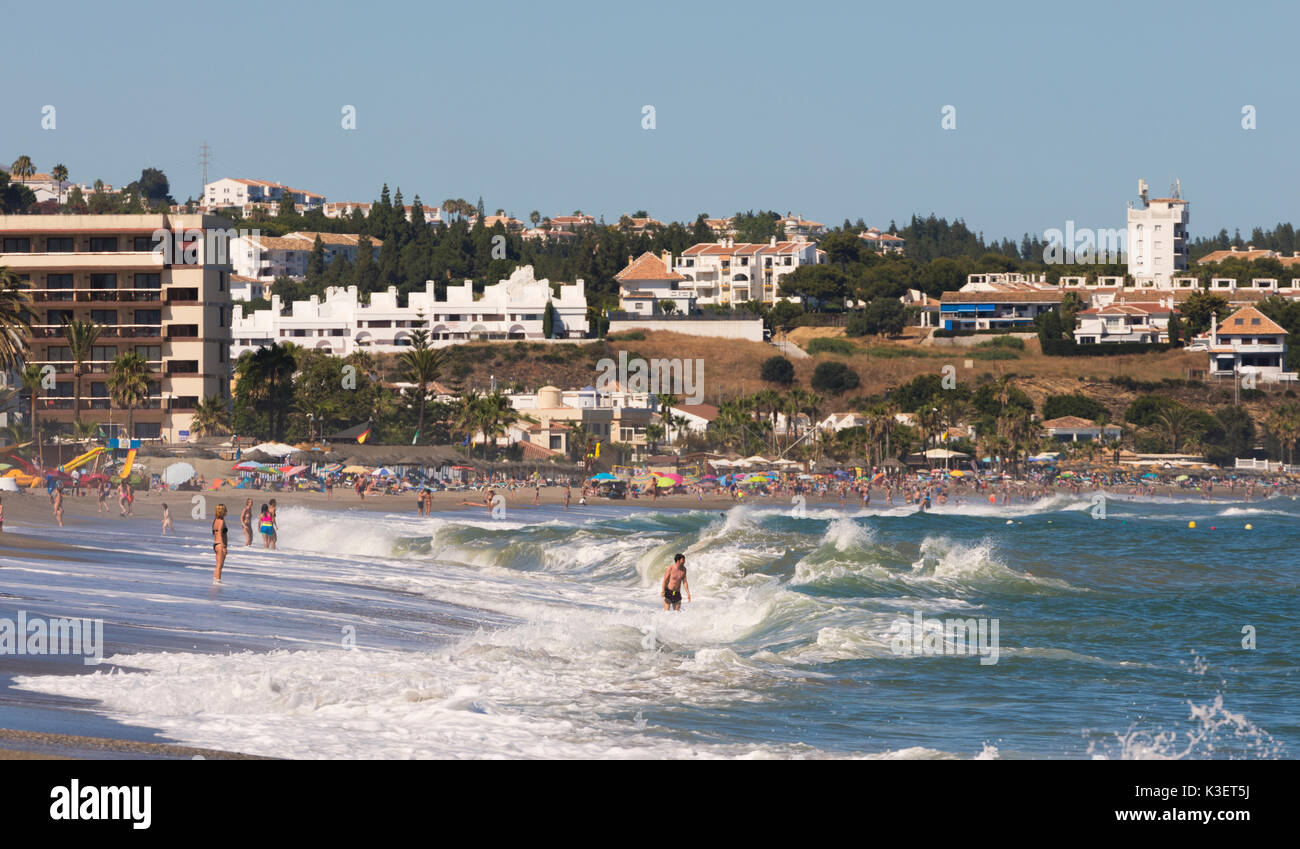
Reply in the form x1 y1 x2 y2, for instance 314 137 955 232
4 0 1296 242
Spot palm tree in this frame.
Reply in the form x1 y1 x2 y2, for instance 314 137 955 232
191 394 232 436
454 390 484 454
19 363 44 461
672 414 691 446
1153 405 1195 453
0 267 33 371
10 156 35 183
238 343 297 440
51 164 68 202
645 422 664 453
62 318 103 424
71 419 101 441
397 324 445 444
107 352 151 438
529 210 541 227
1265 404 1300 465
477 390 533 456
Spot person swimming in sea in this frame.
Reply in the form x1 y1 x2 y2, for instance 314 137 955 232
661 553 691 611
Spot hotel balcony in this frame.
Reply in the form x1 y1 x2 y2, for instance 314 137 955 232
0 251 165 270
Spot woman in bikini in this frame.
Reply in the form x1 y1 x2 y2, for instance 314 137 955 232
212 503 229 583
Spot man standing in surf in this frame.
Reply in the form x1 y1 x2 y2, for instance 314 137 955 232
661 553 691 611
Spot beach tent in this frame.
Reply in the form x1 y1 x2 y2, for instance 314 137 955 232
161 462 196 486
251 442 298 458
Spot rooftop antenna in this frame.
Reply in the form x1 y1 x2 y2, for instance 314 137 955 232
199 141 211 202
1172 177 1182 199
1137 178 1149 206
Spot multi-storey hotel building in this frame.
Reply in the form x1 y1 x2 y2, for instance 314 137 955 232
0 214 234 441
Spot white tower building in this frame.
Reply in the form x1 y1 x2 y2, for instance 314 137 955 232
1127 178 1189 287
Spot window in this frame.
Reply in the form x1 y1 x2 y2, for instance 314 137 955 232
46 274 74 301
46 237 74 252
133 273 161 289
2 237 31 252
133 422 161 440
89 237 119 252
134 310 161 325
90 310 118 324
91 346 116 371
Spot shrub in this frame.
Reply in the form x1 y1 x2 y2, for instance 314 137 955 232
1042 394 1107 422
811 361 860 395
806 337 857 356
976 335 1025 350
759 355 795 385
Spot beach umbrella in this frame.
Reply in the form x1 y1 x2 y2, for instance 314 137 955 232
323 463 343 473
282 465 309 476
372 467 395 477
655 476 675 488
233 460 261 470
162 462 196 486
341 465 371 474
591 472 618 481
660 472 684 485
1175 474 1190 481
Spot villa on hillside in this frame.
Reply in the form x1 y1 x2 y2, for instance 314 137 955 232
1198 306 1297 383
1073 299 1179 344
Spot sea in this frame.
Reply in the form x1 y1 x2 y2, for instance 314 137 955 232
2 493 1295 759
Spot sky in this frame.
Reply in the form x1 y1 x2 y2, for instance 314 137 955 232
4 0 1298 243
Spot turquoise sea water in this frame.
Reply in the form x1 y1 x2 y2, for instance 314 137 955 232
4 493 1295 758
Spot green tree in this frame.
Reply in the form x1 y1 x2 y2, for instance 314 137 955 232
760 355 795 385
847 297 906 338
62 318 104 424
1179 290 1230 335
191 394 232 436
397 324 445 444
0 267 33 370
107 352 152 438
811 361 859 395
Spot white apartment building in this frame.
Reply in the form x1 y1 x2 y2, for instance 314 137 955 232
203 178 325 214
322 203 445 228
674 238 826 306
228 231 382 281
231 265 588 356
1127 179 1189 286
